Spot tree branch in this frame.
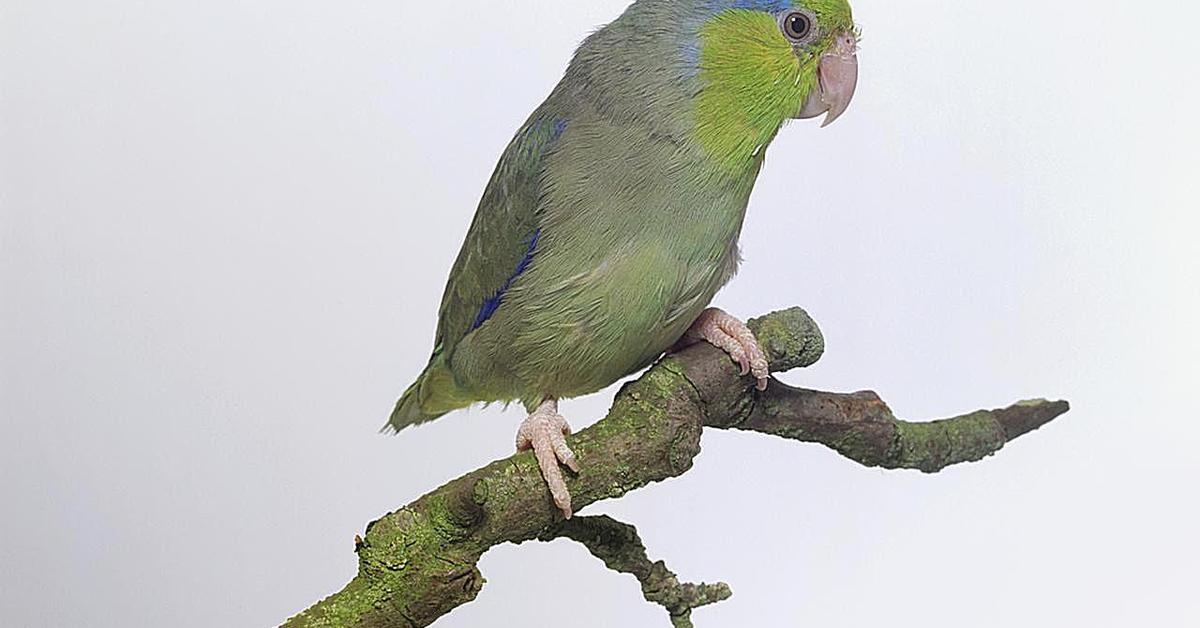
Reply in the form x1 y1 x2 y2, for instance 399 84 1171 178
539 515 731 628
282 307 1069 628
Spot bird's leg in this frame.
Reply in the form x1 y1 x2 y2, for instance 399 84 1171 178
680 308 771 391
516 398 580 518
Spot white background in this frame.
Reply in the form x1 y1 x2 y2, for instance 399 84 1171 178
3 1 1198 626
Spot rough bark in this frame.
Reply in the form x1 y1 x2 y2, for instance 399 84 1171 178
538 516 731 628
282 307 1068 627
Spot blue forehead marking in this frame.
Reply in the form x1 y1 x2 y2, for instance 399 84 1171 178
686 0 796 66
726 0 792 12
702 0 793 14
683 1 794 72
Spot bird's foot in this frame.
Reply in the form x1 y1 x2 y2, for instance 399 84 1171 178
516 399 580 518
682 308 771 391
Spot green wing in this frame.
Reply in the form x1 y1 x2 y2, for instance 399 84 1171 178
388 112 567 431
433 113 567 358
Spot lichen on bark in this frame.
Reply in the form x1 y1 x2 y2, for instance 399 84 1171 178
282 307 1068 628
539 516 731 628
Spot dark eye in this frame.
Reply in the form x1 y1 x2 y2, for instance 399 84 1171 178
780 11 815 44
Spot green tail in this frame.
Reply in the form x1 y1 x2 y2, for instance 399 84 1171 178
386 353 471 433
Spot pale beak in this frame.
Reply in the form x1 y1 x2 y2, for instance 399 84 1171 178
796 31 858 127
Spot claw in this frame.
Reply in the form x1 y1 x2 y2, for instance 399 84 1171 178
683 308 771 391
516 399 579 518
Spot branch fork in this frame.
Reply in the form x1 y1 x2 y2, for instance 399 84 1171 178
283 307 1068 627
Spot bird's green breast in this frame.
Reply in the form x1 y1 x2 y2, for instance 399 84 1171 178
449 99 763 405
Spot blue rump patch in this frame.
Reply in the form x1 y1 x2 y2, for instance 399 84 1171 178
471 229 542 331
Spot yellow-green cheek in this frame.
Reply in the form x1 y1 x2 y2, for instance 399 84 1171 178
694 10 818 172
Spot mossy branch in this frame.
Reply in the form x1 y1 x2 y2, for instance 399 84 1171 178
282 307 1068 628
538 515 731 628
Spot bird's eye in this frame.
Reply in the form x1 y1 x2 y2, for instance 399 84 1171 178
780 11 815 44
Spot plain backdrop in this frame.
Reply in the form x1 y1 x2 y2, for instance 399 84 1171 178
3 1 1198 626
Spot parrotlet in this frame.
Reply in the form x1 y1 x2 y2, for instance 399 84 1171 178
390 0 859 517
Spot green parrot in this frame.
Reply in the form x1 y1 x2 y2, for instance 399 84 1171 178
390 0 858 517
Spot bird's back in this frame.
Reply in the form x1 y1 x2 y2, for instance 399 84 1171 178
390 0 773 427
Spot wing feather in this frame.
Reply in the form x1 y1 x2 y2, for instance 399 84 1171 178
432 114 567 360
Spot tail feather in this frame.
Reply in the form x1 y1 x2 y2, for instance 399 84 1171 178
385 354 470 433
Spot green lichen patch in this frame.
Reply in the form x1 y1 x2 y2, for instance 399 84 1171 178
890 412 1008 473
748 307 825 372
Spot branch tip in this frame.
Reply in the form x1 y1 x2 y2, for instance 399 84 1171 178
541 515 732 626
282 307 1069 628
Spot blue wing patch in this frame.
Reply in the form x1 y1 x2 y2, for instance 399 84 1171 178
471 228 542 331
467 115 566 332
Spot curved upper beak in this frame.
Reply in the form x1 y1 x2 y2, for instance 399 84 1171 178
796 31 858 127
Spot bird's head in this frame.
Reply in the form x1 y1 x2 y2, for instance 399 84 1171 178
566 0 858 167
689 0 859 164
